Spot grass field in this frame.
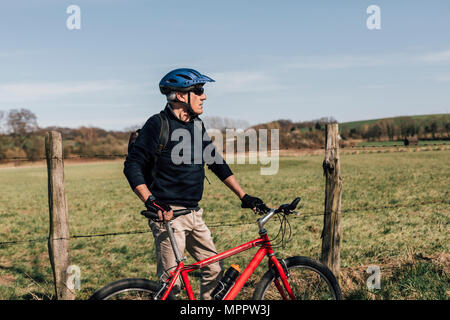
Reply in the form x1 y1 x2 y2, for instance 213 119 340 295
340 113 450 131
0 149 449 300
356 140 450 147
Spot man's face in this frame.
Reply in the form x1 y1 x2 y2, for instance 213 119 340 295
177 87 207 115
189 89 207 115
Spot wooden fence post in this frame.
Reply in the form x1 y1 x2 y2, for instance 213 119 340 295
320 124 343 278
45 131 75 300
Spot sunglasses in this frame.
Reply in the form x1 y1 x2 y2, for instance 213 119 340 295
190 87 204 96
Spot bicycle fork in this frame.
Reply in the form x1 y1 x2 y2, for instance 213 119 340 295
269 256 296 300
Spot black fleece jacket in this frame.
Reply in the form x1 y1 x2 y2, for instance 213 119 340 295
123 104 233 207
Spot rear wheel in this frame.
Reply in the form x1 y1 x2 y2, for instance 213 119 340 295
253 256 342 300
89 278 176 300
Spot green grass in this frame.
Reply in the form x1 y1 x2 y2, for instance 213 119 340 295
340 119 380 131
356 140 450 147
344 260 449 300
340 113 450 131
0 150 449 300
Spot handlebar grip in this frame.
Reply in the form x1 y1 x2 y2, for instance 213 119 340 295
141 210 159 220
141 207 200 220
275 197 301 214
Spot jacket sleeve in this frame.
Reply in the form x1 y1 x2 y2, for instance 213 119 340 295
123 115 161 190
202 123 233 181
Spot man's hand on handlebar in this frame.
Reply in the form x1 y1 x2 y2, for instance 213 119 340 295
145 196 173 222
156 209 173 222
241 194 269 215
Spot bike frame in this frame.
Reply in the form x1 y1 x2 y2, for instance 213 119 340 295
159 229 296 300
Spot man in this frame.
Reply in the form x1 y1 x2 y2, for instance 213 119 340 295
123 68 266 300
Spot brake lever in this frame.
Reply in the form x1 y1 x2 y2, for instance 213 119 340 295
284 203 303 215
291 203 304 215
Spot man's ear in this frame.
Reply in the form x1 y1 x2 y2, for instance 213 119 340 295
175 92 189 103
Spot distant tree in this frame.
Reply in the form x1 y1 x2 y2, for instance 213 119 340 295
275 119 293 128
424 125 431 138
430 121 438 139
339 127 350 140
378 119 395 140
78 126 99 142
0 110 4 133
0 111 7 158
23 135 44 161
364 124 382 141
315 122 321 130
203 116 249 132
398 117 417 139
7 108 39 136
349 128 359 138
5 109 40 157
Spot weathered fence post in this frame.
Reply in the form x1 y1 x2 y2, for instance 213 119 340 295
320 124 343 278
45 131 75 300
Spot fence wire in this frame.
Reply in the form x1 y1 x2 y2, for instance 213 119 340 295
0 142 449 163
1 198 448 247
1 145 448 244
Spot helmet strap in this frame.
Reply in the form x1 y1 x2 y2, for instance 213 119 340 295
187 91 193 114
184 91 197 117
174 91 197 119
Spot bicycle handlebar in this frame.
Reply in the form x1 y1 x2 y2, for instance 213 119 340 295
141 206 200 221
140 196 301 225
257 197 301 231
255 197 301 215
274 197 301 214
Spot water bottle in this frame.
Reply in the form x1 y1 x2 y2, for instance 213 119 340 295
211 264 241 300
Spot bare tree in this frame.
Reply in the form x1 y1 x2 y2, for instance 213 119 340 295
318 116 338 124
7 108 39 136
0 110 5 134
203 116 249 131
4 109 41 160
430 121 439 139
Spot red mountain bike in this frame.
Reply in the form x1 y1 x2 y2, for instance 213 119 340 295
90 198 342 300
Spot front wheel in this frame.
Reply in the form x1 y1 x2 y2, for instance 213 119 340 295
89 278 176 300
253 256 342 300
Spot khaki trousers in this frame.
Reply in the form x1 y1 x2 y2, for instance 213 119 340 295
148 206 223 300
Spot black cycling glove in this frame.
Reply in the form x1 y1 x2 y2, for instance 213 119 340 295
241 194 268 213
145 196 171 213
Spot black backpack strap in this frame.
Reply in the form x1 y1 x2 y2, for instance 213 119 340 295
156 111 170 157
127 129 140 154
148 111 169 189
127 110 169 157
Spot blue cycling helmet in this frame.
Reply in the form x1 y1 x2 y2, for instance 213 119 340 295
159 68 215 95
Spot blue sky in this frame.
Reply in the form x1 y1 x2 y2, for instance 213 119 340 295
0 0 449 130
